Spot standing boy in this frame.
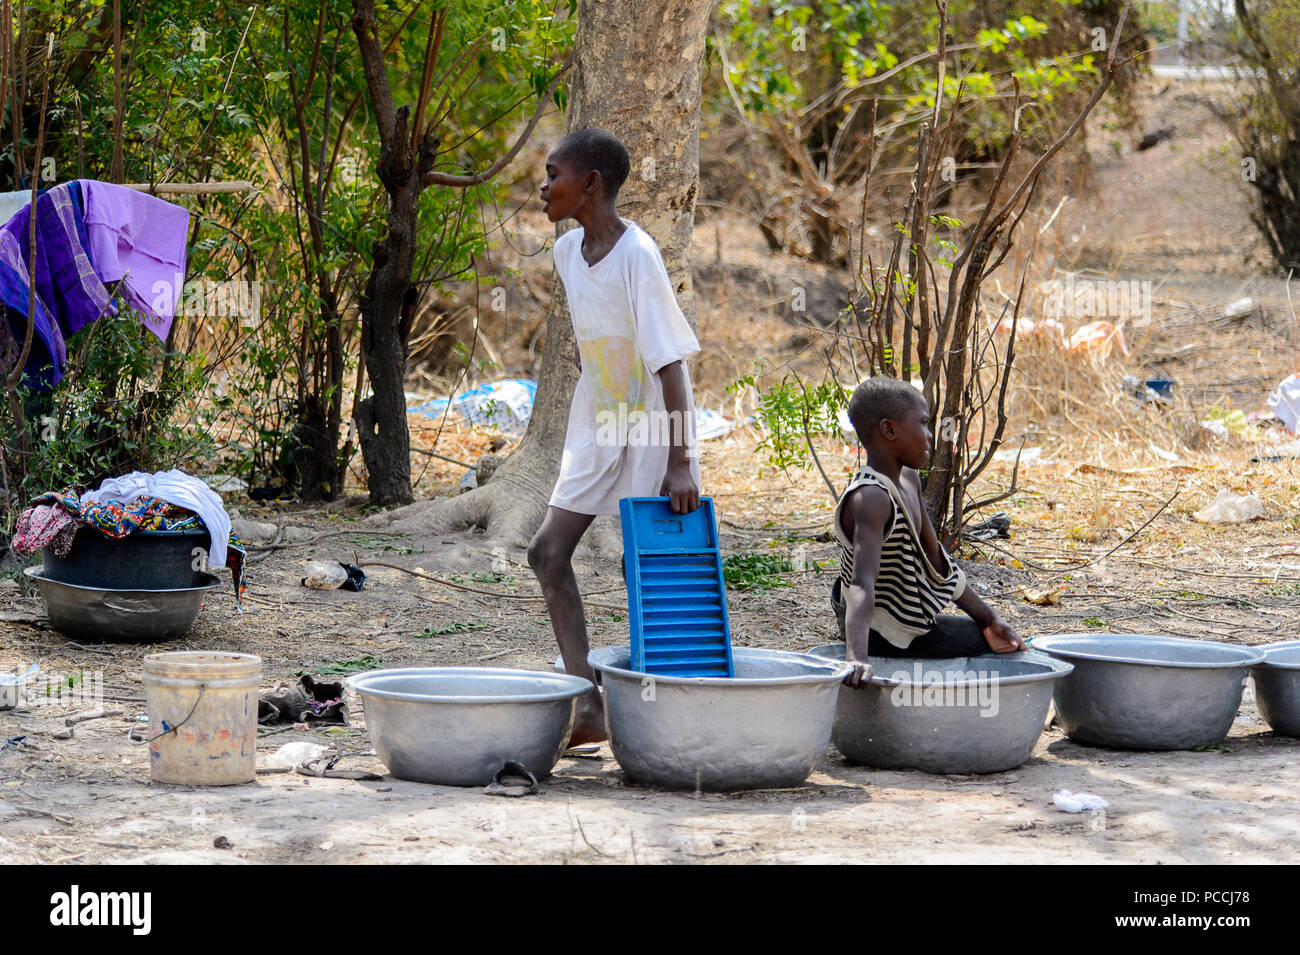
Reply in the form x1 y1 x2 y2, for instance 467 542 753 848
528 128 701 744
833 378 1025 688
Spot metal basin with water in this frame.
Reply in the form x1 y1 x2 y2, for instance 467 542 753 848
1252 640 1300 738
25 567 221 642
588 646 851 791
1031 634 1265 750
805 644 1073 774
347 667 592 786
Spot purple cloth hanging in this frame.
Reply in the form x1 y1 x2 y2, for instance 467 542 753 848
79 180 189 341
2 182 116 339
0 185 103 389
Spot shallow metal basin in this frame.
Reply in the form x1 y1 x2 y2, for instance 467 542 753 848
25 567 220 642
588 645 851 792
805 644 1073 774
347 667 593 786
1031 634 1265 750
1252 640 1300 738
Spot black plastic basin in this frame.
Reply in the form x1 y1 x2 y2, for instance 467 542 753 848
42 527 213 590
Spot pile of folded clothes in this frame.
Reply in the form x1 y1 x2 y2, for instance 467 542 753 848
11 468 245 603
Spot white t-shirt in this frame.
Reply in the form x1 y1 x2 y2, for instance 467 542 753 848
549 219 701 515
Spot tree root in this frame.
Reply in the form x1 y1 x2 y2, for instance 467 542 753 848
366 463 553 547
358 560 624 611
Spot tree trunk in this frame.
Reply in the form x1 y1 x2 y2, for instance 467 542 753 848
378 0 712 543
351 0 429 507
355 145 419 506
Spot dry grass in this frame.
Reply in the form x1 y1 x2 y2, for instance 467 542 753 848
166 81 1299 531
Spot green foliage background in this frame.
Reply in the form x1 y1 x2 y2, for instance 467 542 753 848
0 0 1163 525
0 0 573 517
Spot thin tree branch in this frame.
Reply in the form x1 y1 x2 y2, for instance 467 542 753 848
420 53 573 188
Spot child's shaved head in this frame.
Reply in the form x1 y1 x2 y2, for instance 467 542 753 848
554 128 630 198
847 377 926 444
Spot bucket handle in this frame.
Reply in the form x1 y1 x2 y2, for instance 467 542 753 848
127 683 206 746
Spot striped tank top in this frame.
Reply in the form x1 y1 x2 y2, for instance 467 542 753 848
833 467 967 648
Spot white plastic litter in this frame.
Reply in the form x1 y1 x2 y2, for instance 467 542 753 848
1223 296 1256 319
1200 419 1229 440
993 446 1042 465
407 379 537 434
1192 489 1264 524
204 474 249 494
0 663 38 685
1267 374 1300 434
302 561 348 589
1261 437 1300 459
408 378 734 441
0 663 39 710
1053 790 1109 813
694 407 733 441
266 742 328 769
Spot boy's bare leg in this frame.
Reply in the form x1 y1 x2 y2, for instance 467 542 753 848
527 505 605 745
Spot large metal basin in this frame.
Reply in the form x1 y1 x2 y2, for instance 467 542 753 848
1252 640 1300 738
1031 634 1265 750
25 567 220 642
347 667 592 786
805 644 1073 774
588 646 851 792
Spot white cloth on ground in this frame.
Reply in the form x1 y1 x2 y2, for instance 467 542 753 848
81 469 231 567
548 219 701 516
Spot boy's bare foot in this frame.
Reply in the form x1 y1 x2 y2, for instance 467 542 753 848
567 689 607 747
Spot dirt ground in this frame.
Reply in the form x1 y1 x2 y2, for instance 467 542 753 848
3 84 1300 865
2 429 1299 865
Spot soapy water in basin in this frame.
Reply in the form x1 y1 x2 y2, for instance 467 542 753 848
592 647 847 683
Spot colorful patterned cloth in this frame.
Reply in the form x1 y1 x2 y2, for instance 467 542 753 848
11 504 78 557
25 487 245 603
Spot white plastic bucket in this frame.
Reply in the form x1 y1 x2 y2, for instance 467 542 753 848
142 651 261 785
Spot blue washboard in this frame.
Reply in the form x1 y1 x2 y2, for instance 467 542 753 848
620 496 734 678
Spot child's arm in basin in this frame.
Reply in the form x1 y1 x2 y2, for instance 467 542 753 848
842 485 891 688
955 586 1025 653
